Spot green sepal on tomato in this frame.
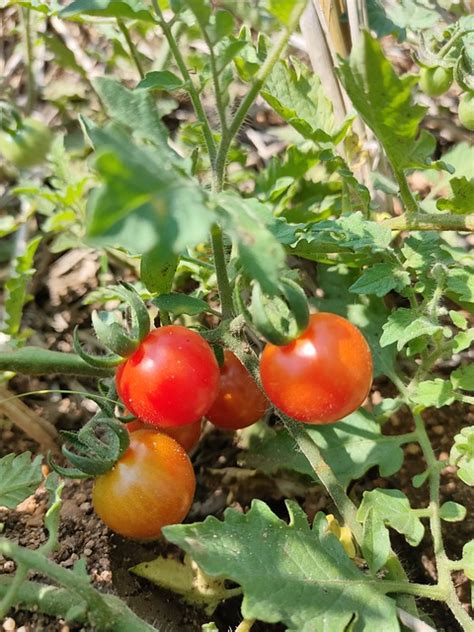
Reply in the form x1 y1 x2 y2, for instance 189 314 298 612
206 350 269 430
260 312 373 424
92 429 196 540
115 325 220 427
0 117 53 169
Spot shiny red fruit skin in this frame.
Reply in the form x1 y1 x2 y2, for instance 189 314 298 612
116 326 219 427
260 312 373 424
126 418 202 453
206 350 269 430
92 430 196 540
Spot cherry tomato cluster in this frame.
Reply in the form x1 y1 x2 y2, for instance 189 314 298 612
93 314 372 540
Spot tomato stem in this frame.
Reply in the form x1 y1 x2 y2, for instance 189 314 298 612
117 19 145 80
0 348 115 377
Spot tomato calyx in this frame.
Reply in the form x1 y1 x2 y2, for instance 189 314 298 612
234 276 310 346
48 415 130 479
74 283 151 368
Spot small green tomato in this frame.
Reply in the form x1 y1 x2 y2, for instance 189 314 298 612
458 92 474 131
419 66 453 97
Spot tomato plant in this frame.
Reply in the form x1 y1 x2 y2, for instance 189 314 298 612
459 92 474 130
206 350 269 430
260 313 373 424
126 418 202 453
419 66 453 97
116 326 219 427
0 117 52 168
92 430 196 540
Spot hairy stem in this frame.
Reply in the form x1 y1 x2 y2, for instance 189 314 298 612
412 411 472 631
151 0 217 166
20 7 36 114
117 19 145 80
210 225 234 319
393 169 419 215
214 0 307 190
0 348 114 377
382 212 474 232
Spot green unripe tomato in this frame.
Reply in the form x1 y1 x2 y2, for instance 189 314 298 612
0 117 53 169
419 66 453 97
458 92 474 131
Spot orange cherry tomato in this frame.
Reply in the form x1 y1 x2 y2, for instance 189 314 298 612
125 418 202 453
206 350 269 430
260 313 373 424
92 430 196 540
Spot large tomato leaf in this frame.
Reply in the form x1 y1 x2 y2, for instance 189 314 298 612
164 500 399 632
0 452 43 508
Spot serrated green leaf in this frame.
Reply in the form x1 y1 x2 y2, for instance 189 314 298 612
93 77 169 145
266 0 305 25
357 489 425 547
239 411 405 489
218 194 287 295
85 128 213 256
137 70 184 92
337 31 438 172
164 500 399 632
380 308 443 351
349 263 410 297
439 501 466 522
451 364 474 391
450 426 474 486
3 236 42 336
446 267 474 303
461 540 474 580
361 507 391 574
185 0 211 25
151 293 210 316
60 0 154 21
411 379 455 407
262 58 345 144
140 248 179 295
0 453 43 508
453 329 474 353
437 177 474 215
449 309 468 330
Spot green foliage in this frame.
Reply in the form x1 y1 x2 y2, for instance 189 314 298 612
0 453 43 508
437 177 474 214
60 0 154 22
240 411 405 489
450 426 474 485
164 500 399 632
152 293 212 316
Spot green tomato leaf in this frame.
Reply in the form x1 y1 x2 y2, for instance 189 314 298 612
0 452 43 508
151 293 211 316
449 426 474 486
239 411 405 489
449 310 468 330
217 194 287 296
262 58 348 144
461 541 474 580
266 0 306 25
357 489 425 547
380 308 443 351
451 364 474 392
137 71 184 92
60 0 154 21
446 267 474 303
439 501 467 523
361 506 391 574
453 329 474 354
337 31 441 172
349 263 410 297
140 248 179 295
437 177 474 215
3 236 42 336
164 500 399 632
411 379 455 407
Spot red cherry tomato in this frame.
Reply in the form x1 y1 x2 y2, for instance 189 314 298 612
116 326 219 427
92 430 196 540
126 418 202 453
260 313 373 424
206 350 269 430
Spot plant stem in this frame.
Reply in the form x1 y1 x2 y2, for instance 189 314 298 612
210 225 234 319
151 0 217 166
198 23 227 134
393 169 419 214
117 19 145 80
382 212 474 232
0 576 157 632
0 564 28 619
214 0 307 190
0 348 114 377
411 411 473 631
20 7 36 114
